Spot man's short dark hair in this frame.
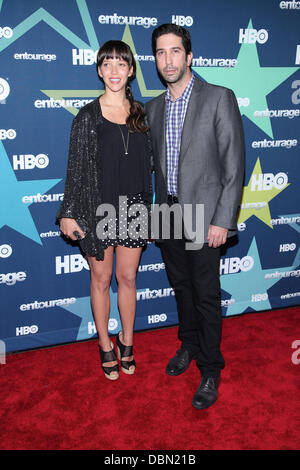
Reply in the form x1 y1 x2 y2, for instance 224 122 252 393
152 23 192 57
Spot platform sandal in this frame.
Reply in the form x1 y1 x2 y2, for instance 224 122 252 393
116 332 136 375
99 342 119 381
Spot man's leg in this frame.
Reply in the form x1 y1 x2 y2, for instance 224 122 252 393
186 243 225 378
159 237 201 364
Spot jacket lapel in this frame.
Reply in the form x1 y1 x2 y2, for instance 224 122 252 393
153 95 167 180
179 77 204 166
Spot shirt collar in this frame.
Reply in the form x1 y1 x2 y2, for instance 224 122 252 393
165 73 195 103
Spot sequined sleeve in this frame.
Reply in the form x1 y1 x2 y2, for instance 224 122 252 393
56 110 90 222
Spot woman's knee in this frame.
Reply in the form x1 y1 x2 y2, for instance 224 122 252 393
115 270 136 289
91 271 112 292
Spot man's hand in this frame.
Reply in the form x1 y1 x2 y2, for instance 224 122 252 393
60 218 85 241
207 225 228 248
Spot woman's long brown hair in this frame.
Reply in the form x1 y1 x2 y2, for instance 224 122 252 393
96 40 149 133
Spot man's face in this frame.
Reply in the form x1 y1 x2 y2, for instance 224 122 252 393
155 33 192 84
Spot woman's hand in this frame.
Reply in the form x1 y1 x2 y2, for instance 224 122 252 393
60 218 86 241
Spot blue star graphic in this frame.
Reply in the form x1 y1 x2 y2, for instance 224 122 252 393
0 141 61 245
59 288 120 341
220 237 294 316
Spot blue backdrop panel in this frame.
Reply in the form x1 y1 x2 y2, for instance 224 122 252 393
0 0 299 352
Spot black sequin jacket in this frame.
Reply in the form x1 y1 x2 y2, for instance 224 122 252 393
56 97 153 261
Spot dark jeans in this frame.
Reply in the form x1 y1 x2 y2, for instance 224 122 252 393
159 202 225 378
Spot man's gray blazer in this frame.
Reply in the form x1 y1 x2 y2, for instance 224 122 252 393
145 75 245 244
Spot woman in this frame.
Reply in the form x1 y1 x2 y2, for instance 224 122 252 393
57 40 152 381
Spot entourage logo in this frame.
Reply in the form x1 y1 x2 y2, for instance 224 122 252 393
22 193 63 203
192 56 237 68
271 215 300 226
0 271 27 286
20 297 76 311
97 13 158 28
137 288 174 301
138 263 165 273
34 97 93 109
14 52 56 62
254 108 300 119
239 28 268 44
279 1 300 9
252 138 297 149
0 78 10 102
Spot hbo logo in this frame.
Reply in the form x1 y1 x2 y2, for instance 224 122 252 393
0 26 13 38
252 293 268 302
0 78 10 101
16 325 39 336
172 15 193 27
13 154 49 170
108 319 118 331
239 28 268 44
220 256 254 275
148 313 167 324
237 97 250 107
0 129 16 140
279 243 296 252
0 244 12 258
251 172 288 191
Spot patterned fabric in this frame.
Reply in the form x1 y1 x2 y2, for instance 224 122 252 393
165 74 195 195
101 192 148 249
56 98 153 261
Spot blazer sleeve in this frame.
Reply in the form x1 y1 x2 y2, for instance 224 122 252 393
210 88 245 230
56 110 89 222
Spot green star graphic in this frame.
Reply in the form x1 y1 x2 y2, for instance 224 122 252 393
192 19 299 138
238 157 290 228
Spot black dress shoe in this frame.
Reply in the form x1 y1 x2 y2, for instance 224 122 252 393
166 349 193 376
192 377 220 410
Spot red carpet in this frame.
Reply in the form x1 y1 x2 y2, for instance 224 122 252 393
1 307 299 450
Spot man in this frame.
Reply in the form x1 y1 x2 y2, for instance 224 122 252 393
145 24 245 410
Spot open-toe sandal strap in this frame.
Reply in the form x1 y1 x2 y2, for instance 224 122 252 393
102 363 119 375
99 347 117 363
120 344 133 358
121 357 136 371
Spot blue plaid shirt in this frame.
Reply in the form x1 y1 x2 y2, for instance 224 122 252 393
165 74 195 195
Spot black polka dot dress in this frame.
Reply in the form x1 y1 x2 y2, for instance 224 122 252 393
100 117 150 249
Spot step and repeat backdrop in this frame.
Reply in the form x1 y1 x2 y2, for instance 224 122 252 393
0 0 299 353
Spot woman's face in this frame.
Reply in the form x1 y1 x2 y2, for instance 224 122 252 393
98 56 133 93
